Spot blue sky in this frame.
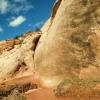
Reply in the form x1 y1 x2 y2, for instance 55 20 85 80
0 0 55 41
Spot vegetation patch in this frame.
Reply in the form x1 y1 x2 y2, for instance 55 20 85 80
0 83 38 99
54 78 100 97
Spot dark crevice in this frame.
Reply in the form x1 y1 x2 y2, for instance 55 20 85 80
32 34 41 51
51 0 62 19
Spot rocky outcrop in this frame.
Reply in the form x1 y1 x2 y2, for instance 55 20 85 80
0 32 41 81
34 0 100 87
0 39 20 54
0 32 34 54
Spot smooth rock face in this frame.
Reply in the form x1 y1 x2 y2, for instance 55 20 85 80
34 0 100 86
41 18 51 34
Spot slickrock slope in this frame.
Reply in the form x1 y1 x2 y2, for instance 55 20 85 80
0 32 41 81
34 0 100 86
0 39 21 54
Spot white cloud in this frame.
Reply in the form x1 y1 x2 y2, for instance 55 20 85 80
11 4 33 15
0 26 4 32
0 0 33 14
0 0 8 14
9 16 26 27
34 21 44 28
9 0 34 15
14 0 27 2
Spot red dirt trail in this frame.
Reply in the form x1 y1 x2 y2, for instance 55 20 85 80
0 75 100 100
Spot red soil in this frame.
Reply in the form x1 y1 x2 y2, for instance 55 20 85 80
0 75 100 100
25 88 76 100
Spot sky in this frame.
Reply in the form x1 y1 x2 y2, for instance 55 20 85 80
0 0 55 41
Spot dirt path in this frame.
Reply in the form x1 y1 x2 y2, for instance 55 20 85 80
25 88 100 100
25 88 76 100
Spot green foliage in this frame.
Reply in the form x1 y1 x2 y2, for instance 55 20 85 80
35 27 41 32
14 34 23 39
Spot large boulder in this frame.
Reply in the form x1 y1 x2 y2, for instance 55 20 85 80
34 0 100 87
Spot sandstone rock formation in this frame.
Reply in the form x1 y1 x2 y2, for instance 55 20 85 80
0 0 100 89
0 0 100 99
0 32 41 81
34 0 100 86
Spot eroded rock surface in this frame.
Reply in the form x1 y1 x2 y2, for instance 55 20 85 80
0 32 41 81
34 0 100 86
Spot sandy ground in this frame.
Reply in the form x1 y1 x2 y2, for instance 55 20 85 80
0 75 100 100
25 88 76 100
25 88 100 100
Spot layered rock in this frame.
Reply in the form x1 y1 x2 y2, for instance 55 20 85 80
0 39 20 54
0 32 41 81
0 32 33 54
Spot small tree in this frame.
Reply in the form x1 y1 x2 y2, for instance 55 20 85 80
35 27 41 32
